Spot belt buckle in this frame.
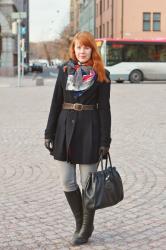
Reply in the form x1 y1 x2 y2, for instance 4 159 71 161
73 103 83 111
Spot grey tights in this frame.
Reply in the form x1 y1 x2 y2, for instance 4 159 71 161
56 160 98 192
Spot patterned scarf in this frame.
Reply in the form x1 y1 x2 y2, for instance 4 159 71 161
65 59 96 97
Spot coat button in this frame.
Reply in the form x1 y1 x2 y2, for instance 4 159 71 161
72 120 75 124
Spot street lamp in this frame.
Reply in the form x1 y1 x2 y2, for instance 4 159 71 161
11 12 27 87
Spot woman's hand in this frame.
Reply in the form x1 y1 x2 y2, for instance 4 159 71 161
44 138 54 152
99 146 109 156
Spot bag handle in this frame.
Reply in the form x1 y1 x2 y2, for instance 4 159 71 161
97 152 113 171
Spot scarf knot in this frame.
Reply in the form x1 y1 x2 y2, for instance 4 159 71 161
65 60 96 95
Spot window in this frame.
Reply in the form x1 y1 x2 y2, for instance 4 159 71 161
99 25 102 37
71 12 74 21
103 23 105 37
107 21 109 37
103 0 105 12
106 43 123 66
100 0 102 15
96 27 98 38
143 12 151 31
153 13 161 31
107 0 109 9
96 3 98 16
106 42 166 66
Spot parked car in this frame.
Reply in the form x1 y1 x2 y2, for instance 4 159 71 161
31 63 43 73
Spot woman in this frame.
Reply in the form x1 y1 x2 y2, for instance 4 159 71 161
44 31 112 245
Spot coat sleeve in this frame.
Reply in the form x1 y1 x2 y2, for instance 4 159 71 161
98 73 112 147
44 66 64 139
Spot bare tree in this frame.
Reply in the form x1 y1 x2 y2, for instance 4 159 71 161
29 24 73 62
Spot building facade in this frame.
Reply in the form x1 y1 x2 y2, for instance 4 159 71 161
96 0 166 39
70 0 80 36
96 0 112 38
79 0 95 35
14 0 29 63
0 0 29 76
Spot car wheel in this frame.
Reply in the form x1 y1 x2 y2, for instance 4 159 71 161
129 70 143 83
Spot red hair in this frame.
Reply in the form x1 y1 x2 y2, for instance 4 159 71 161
69 31 110 83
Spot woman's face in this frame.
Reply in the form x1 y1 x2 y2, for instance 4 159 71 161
74 40 92 64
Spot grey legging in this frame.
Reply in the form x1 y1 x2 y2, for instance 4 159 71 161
56 160 98 192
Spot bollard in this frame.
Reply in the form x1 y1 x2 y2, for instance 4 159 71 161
36 76 44 86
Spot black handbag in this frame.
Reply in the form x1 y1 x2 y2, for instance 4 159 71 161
84 153 124 210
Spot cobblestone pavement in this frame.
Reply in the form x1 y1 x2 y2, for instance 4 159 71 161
0 81 166 250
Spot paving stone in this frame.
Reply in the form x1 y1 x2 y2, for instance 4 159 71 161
0 81 166 249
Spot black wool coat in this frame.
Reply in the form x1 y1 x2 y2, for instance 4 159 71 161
45 64 112 164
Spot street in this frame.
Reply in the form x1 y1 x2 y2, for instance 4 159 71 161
0 78 166 250
27 67 59 79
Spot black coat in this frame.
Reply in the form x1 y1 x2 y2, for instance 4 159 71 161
45 65 112 164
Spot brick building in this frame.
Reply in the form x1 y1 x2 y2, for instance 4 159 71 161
96 0 166 39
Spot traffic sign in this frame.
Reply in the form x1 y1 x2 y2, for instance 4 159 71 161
21 26 26 35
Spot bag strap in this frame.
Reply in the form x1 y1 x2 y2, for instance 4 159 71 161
97 152 113 171
107 153 114 174
97 153 104 170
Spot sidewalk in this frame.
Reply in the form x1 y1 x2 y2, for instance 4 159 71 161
0 83 166 249
0 76 56 88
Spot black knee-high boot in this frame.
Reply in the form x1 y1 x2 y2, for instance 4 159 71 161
72 189 95 245
64 187 83 240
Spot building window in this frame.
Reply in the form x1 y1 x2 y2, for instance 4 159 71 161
103 23 105 37
96 27 98 38
99 25 102 37
103 0 105 12
100 0 102 15
107 0 109 9
143 12 151 31
107 21 109 37
71 12 74 21
153 13 161 31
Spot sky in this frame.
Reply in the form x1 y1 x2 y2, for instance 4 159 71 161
29 0 70 42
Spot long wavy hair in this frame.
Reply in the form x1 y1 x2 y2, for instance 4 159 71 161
69 31 109 82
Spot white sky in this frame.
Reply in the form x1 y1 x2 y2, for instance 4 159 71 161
29 0 70 42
